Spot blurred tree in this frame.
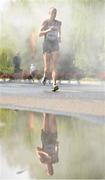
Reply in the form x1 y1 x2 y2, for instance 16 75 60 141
71 0 105 77
0 48 13 74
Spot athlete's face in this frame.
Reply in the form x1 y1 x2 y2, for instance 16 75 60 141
49 8 57 20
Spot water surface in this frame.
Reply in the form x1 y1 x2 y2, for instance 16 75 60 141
0 108 105 179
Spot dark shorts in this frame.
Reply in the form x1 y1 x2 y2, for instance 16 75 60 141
43 39 59 54
41 129 57 145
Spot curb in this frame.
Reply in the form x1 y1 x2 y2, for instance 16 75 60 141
0 79 104 86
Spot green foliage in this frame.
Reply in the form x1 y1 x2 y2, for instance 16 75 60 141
0 109 16 137
15 0 30 6
0 48 14 74
71 0 105 78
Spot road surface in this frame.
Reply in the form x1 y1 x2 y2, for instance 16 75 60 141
0 82 105 118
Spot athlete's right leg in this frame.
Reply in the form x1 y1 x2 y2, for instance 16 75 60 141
42 113 50 132
51 51 59 91
41 52 50 85
49 114 57 133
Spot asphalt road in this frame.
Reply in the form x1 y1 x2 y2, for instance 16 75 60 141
0 81 104 100
0 82 105 118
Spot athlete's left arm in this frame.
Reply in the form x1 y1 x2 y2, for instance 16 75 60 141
58 21 62 42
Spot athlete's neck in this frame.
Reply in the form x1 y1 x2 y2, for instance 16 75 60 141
49 18 55 22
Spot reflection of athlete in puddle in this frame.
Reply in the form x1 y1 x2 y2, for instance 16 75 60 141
36 113 59 176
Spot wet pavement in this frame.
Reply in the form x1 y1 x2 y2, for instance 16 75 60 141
0 82 105 179
0 83 105 117
0 108 105 179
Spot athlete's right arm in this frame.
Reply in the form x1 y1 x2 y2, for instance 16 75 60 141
39 20 52 37
36 149 51 160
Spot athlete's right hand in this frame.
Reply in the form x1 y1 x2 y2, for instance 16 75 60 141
47 27 52 32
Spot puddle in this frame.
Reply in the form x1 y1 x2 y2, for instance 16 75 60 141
0 108 105 179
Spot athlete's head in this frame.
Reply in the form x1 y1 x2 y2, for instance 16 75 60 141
49 7 57 20
46 163 54 176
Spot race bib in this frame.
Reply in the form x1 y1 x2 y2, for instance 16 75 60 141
46 31 58 41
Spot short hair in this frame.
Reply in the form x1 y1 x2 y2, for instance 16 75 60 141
49 7 57 13
47 163 54 176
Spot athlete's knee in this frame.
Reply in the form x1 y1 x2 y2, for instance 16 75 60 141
52 70 56 76
44 67 49 73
